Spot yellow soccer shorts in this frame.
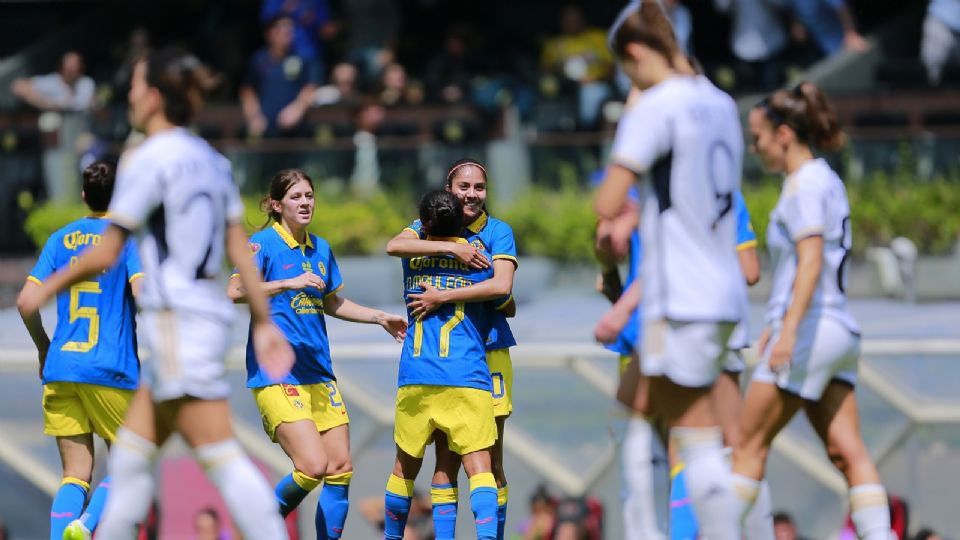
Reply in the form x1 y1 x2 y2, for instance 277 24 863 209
394 385 497 459
253 381 349 442
43 382 134 442
487 348 514 418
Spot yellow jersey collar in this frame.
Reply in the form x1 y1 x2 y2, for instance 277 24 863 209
426 235 469 244
87 212 109 218
272 222 313 250
466 211 488 234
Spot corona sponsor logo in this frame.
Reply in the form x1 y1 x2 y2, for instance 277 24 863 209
290 292 324 315
63 231 102 251
408 256 471 272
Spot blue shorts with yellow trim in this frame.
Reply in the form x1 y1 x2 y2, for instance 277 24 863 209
487 348 513 418
253 382 349 442
43 382 133 442
394 385 496 458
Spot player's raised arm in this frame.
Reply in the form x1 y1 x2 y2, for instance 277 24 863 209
386 229 490 269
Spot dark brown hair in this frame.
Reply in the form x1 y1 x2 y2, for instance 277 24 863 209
419 189 464 237
757 81 845 152
81 160 115 212
260 168 314 228
143 47 216 126
444 157 487 188
609 1 679 67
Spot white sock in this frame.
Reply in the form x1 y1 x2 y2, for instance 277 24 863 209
730 473 760 524
195 439 288 540
849 484 892 540
621 416 666 540
671 427 740 540
96 428 157 540
744 480 775 540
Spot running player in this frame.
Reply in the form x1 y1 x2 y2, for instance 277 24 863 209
227 168 407 539
385 158 517 540
596 3 747 538
16 161 142 540
18 48 294 540
382 189 502 540
731 82 892 540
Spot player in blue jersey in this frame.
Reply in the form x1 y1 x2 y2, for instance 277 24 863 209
16 161 142 540
382 189 504 540
227 168 406 539
386 158 517 540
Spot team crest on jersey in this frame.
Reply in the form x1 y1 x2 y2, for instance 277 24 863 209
470 239 487 253
248 242 261 255
291 292 323 315
293 399 304 410
302 261 313 273
316 261 326 276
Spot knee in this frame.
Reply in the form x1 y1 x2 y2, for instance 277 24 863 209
825 440 868 475
326 457 353 476
295 455 329 480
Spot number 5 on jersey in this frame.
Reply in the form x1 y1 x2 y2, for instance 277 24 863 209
61 280 102 352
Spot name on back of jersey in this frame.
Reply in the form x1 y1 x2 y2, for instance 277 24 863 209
63 231 102 251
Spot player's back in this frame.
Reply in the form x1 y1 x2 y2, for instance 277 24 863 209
31 216 140 389
617 76 745 322
114 127 240 319
399 237 496 391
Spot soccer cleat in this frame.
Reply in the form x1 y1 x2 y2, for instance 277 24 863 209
63 519 92 540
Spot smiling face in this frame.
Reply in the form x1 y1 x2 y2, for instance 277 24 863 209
748 106 789 174
446 164 487 222
272 178 314 228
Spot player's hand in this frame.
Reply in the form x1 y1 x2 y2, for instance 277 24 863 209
756 326 772 356
768 329 795 373
594 306 629 345
375 312 408 343
407 283 446 320
448 242 490 269
253 321 295 381
285 272 325 292
843 31 869 53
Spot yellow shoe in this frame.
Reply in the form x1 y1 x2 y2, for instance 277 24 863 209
63 520 92 540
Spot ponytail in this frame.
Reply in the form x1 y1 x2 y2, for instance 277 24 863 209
757 81 845 152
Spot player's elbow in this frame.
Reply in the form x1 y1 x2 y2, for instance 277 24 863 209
385 238 408 257
16 287 36 317
744 270 760 286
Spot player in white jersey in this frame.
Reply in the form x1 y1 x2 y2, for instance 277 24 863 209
595 4 747 539
730 82 893 540
19 48 294 540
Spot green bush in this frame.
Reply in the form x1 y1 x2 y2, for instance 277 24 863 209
22 175 960 261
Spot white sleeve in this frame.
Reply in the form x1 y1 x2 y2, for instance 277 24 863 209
609 99 672 174
781 181 827 241
109 152 163 232
217 154 244 224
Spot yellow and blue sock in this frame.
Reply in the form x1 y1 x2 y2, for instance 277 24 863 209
431 482 458 540
276 470 321 517
669 464 698 540
51 477 89 540
469 473 498 540
77 476 112 532
317 472 352 539
497 485 509 540
384 474 415 540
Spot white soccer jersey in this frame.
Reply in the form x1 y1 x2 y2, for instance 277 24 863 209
110 127 244 321
610 76 746 322
764 158 859 333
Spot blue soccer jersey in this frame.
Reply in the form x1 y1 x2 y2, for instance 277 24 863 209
398 232 498 391
244 223 344 388
605 230 642 356
734 191 758 251
29 216 142 389
405 212 518 351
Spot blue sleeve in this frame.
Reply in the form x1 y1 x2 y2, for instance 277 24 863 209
734 191 757 250
404 220 425 239
235 235 268 277
324 245 344 297
123 239 143 281
490 221 518 266
29 235 59 283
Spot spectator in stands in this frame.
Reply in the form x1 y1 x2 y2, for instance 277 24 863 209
349 97 385 194
260 0 335 64
914 528 944 540
773 511 808 540
518 485 556 540
193 507 228 540
714 0 789 91
314 62 359 106
921 0 960 85
344 0 400 85
0 516 7 540
11 51 95 112
553 496 601 540
378 62 423 107
541 3 613 129
240 15 321 138
112 27 151 103
782 0 868 58
424 23 489 105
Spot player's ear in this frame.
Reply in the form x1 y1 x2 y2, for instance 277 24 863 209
775 124 794 146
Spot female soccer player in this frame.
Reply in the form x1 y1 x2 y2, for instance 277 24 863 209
595 3 748 537
17 161 142 540
18 48 295 540
383 190 502 540
731 82 892 539
386 158 517 540
227 168 406 539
